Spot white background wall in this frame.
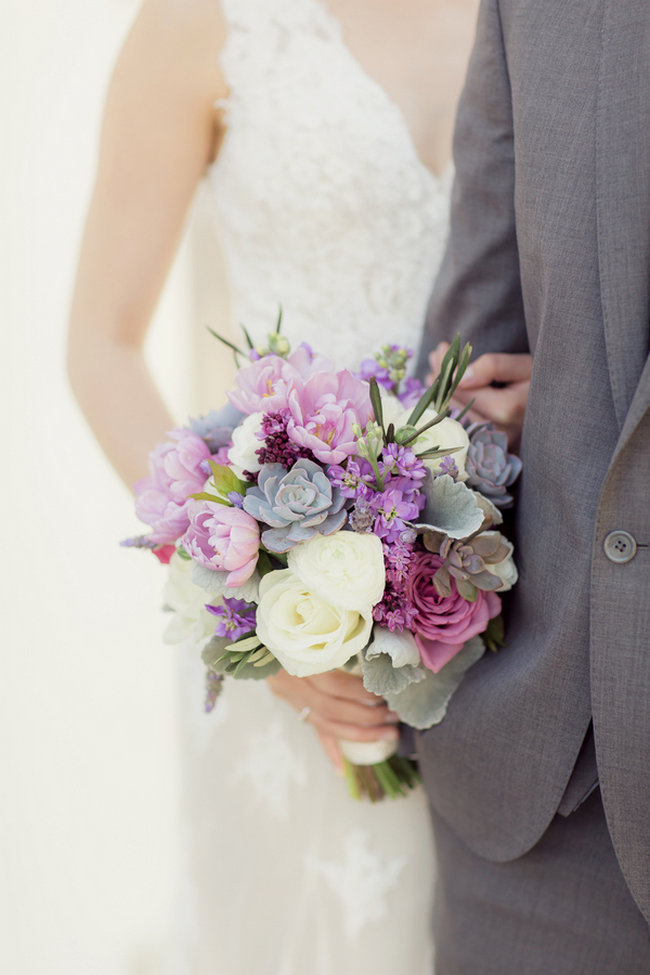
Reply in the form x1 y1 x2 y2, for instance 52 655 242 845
2 2 228 971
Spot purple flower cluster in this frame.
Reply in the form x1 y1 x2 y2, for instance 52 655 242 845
205 598 257 641
356 344 413 397
255 411 314 469
437 455 459 481
330 444 426 544
397 376 425 409
329 443 428 631
373 578 419 632
328 458 376 499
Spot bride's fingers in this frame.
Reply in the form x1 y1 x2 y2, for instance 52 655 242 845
308 712 401 744
305 669 382 705
315 732 344 772
267 670 398 729
307 684 399 727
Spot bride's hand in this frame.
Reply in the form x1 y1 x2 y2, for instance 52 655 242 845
267 669 400 772
428 342 532 451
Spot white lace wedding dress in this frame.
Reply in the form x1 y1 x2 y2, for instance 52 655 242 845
172 1 453 972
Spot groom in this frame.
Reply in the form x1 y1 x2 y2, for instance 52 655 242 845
417 0 650 971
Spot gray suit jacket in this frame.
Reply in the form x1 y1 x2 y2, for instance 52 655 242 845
417 0 650 922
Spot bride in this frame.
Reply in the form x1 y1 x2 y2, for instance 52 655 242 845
68 1 530 971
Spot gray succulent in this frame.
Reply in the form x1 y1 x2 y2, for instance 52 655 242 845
189 403 245 452
242 459 347 553
430 531 513 600
465 423 522 508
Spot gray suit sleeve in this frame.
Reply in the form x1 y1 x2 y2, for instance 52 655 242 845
416 0 528 376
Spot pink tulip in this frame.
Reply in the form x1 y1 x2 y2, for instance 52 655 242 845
182 501 260 587
286 370 373 464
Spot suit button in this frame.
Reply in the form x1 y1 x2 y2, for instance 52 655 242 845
603 530 637 564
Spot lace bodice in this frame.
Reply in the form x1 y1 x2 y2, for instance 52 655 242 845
208 0 453 366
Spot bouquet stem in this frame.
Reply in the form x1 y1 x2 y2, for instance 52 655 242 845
342 755 420 802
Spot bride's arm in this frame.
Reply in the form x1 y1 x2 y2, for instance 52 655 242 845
67 0 227 486
67 0 390 762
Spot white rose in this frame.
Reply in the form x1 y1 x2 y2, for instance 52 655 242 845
381 396 469 480
255 568 373 677
288 532 385 611
163 552 221 645
227 411 264 479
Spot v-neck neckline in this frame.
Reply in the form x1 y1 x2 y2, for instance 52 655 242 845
315 0 453 186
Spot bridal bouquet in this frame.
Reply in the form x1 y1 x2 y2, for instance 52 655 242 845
125 324 521 800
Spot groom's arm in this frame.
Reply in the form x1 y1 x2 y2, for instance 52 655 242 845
417 0 528 371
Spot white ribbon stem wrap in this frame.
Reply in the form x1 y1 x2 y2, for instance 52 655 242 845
338 738 398 765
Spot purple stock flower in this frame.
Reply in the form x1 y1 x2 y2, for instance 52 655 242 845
371 489 421 543
380 443 427 498
358 357 393 392
397 376 425 409
242 459 347 553
372 579 418 632
328 459 376 499
437 455 460 481
206 598 257 640
384 539 414 582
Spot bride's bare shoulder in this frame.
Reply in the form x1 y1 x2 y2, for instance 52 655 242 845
117 0 228 103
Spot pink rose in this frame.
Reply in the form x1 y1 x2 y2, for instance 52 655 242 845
407 551 501 673
286 370 373 464
182 500 260 587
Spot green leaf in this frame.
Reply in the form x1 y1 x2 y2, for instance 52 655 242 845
484 614 505 653
256 551 274 578
208 460 247 497
176 546 191 561
406 380 440 427
399 410 451 447
275 307 283 333
454 397 476 423
239 323 255 350
205 325 244 359
189 491 231 505
368 378 385 436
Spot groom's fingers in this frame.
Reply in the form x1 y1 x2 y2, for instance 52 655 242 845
458 352 532 388
452 381 529 427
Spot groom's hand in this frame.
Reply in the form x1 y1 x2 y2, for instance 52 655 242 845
428 342 532 451
267 669 400 772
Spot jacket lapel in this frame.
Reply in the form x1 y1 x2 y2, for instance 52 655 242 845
596 0 650 434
